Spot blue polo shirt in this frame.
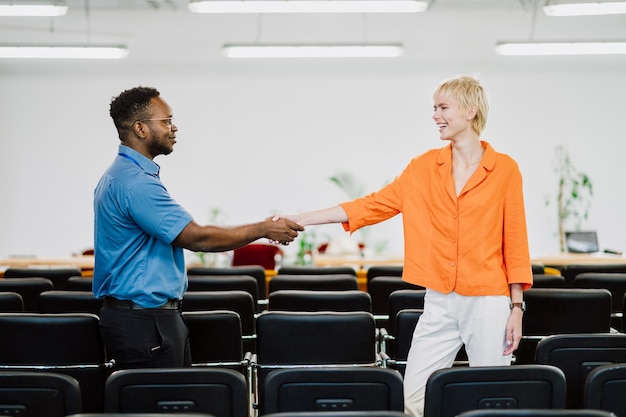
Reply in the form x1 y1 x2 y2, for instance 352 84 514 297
93 145 193 308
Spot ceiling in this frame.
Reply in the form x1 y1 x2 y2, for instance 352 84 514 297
0 0 625 67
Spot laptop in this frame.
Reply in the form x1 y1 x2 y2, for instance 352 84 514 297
565 231 600 253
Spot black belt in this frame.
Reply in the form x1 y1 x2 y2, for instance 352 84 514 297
104 296 181 310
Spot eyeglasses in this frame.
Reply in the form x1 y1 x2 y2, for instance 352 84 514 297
135 117 175 128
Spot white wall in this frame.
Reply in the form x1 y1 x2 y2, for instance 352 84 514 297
1 6 625 262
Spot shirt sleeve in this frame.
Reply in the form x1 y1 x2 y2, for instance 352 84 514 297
125 177 193 244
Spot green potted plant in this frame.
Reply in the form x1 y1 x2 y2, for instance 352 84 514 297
553 144 593 253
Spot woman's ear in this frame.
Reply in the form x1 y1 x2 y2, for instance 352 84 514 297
466 106 477 121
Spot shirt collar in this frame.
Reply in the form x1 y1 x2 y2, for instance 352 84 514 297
436 140 496 171
118 144 160 177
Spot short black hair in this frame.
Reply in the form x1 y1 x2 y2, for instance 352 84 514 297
109 86 160 135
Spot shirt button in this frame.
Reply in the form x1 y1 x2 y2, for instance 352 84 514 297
450 261 456 266
451 239 456 243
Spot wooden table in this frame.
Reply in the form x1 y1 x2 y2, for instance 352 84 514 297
0 256 95 277
532 253 626 267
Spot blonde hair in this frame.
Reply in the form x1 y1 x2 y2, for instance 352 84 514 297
434 75 489 136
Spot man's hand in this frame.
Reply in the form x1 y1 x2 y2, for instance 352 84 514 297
263 216 303 245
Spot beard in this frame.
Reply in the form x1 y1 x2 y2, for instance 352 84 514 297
146 128 173 157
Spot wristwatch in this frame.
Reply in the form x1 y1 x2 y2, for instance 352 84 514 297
510 301 526 312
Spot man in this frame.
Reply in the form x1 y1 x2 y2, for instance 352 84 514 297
277 75 533 417
94 86 302 369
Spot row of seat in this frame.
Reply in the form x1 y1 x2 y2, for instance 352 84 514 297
4 358 626 417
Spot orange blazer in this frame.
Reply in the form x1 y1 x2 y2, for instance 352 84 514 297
341 141 533 296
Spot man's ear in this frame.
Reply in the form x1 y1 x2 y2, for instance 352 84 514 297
132 121 147 139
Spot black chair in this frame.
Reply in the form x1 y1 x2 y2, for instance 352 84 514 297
263 412 410 417
66 276 94 291
367 277 423 325
574 273 626 330
268 290 372 312
532 264 546 274
0 313 113 412
104 367 249 417
252 311 380 412
261 367 404 415
68 414 216 417
3 267 83 290
187 266 267 304
366 265 403 281
182 310 249 374
515 288 612 364
423 364 567 417
532 274 566 288
584 363 626 416
0 277 53 312
535 333 626 409
0 291 24 312
268 274 358 293
277 266 357 277
458 410 617 417
38 290 103 315
0 371 82 417
186 275 261 312
182 290 256 354
67 411 215 417
379 309 423 375
560 264 626 288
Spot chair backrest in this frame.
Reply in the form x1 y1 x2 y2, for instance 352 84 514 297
531 274 566 288
387 290 426 334
515 288 612 364
458 409 617 417
104 367 249 417
574 273 626 313
584 363 626 416
186 275 260 311
561 264 626 287
366 266 403 282
261 367 404 415
532 264 546 274
268 274 358 293
524 288 612 335
65 276 94 291
0 312 109 412
0 371 82 417
277 266 357 276
182 290 256 338
187 266 267 302
38 290 103 315
3 267 83 290
0 291 24 312
368 277 422 317
423 365 567 417
255 311 377 366
535 333 626 408
232 243 283 270
0 277 54 312
262 412 410 417
182 310 245 368
268 290 372 312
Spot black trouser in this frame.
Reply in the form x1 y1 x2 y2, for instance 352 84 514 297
99 303 191 369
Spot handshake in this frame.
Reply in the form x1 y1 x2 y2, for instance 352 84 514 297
265 214 304 246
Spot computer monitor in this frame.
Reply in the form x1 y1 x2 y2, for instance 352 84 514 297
565 231 599 253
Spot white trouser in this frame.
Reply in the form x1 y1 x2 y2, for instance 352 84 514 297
403 289 512 417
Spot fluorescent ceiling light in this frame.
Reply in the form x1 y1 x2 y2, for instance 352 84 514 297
495 41 626 55
222 44 404 58
543 1 626 16
189 0 427 13
0 45 129 59
0 4 68 16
